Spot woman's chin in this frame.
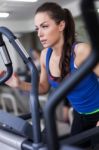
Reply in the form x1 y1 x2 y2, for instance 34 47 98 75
42 44 50 48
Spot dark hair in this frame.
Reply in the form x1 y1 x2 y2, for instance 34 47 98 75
35 2 75 80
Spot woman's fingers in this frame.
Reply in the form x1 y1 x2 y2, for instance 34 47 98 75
0 70 6 77
5 73 20 88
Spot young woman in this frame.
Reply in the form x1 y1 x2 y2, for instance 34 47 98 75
1 2 99 135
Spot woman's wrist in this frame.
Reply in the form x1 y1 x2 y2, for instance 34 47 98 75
18 80 23 90
18 81 31 91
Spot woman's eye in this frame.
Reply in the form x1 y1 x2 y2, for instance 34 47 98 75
35 28 39 32
42 25 48 28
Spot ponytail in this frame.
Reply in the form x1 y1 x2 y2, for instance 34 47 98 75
59 8 75 80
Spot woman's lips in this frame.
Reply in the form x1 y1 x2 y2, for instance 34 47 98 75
40 40 47 44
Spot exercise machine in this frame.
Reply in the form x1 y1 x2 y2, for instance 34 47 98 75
0 26 42 148
0 0 99 149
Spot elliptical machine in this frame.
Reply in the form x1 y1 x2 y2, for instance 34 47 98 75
0 27 43 149
0 0 99 149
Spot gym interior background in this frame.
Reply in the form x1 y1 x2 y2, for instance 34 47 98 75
0 0 99 137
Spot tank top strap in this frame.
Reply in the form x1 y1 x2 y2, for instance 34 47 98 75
46 48 53 75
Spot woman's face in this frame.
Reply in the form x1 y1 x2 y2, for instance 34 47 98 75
34 12 65 48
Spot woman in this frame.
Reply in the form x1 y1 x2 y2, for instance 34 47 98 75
1 2 99 135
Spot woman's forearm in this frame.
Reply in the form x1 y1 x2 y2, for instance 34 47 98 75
19 81 31 91
19 81 49 95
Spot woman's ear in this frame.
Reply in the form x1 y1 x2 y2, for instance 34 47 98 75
59 20 66 31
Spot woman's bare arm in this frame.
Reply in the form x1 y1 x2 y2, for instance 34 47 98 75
5 49 50 94
74 43 99 77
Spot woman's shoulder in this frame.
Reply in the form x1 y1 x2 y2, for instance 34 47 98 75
74 42 91 68
74 42 91 56
40 48 48 66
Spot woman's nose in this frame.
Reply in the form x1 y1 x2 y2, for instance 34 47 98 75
38 29 43 37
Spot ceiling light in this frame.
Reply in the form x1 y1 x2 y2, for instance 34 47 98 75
0 12 9 18
97 9 99 13
8 0 38 2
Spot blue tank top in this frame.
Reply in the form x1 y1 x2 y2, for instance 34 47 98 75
46 44 99 114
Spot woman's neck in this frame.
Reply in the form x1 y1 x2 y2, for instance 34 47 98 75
52 35 64 56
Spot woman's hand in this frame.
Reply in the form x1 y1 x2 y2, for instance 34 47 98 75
6 73 20 88
0 70 20 88
0 70 5 77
